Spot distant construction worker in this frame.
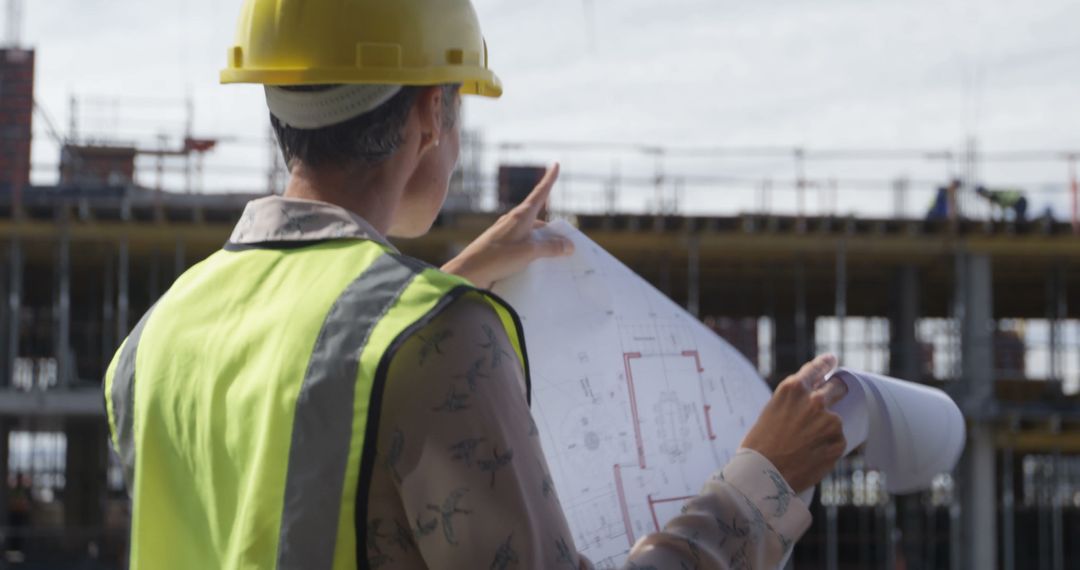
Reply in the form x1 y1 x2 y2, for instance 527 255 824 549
103 1 846 568
976 185 1028 222
926 178 961 221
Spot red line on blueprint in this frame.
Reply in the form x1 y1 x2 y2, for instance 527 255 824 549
622 352 646 468
681 350 705 372
647 494 698 532
681 349 717 441
704 404 718 440
614 464 634 547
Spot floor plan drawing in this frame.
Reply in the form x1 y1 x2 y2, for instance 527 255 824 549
494 221 772 567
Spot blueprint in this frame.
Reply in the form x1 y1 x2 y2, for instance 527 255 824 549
827 368 965 494
492 220 772 567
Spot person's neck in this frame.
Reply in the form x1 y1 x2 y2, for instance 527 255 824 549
283 161 403 235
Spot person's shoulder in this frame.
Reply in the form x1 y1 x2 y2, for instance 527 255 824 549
391 291 504 362
420 290 503 337
385 290 523 396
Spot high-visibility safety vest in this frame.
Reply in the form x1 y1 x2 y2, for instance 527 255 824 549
103 238 529 569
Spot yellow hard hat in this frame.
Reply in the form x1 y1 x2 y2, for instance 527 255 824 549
220 0 502 98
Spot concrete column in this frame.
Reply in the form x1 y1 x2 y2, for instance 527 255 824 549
765 276 778 382
174 237 186 279
63 419 107 542
101 253 114 376
657 253 672 298
0 243 8 387
7 238 21 387
148 250 160 303
825 501 838 570
884 499 897 570
686 235 700 318
950 501 963 570
835 241 847 362
795 261 808 363
0 419 10 532
1050 418 1064 570
56 224 71 386
1046 265 1066 381
899 495 922 569
954 252 997 570
117 238 129 344
957 253 995 400
889 266 921 381
774 261 812 379
1001 418 1016 570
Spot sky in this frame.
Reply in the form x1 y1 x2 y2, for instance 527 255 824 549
18 0 1080 217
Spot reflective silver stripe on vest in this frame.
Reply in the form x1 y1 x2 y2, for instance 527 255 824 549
109 306 157 492
277 253 425 570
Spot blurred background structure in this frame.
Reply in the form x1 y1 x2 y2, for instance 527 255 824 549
1 0 1079 568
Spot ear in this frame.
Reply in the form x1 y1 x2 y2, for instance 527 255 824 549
414 86 444 156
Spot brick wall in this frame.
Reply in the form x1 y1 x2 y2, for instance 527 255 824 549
0 48 34 201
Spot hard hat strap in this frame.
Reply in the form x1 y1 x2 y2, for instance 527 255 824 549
264 84 403 130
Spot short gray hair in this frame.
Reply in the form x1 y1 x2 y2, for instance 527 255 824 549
270 84 460 169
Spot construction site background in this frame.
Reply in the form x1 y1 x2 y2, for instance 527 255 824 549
0 4 1078 567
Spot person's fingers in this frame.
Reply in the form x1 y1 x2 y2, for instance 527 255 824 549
796 353 834 378
798 353 837 390
813 377 849 407
518 163 560 219
825 437 847 461
533 220 548 229
532 235 574 258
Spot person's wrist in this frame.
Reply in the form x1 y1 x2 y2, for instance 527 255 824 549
441 256 490 288
740 442 805 492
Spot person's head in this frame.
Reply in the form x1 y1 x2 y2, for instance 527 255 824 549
224 0 501 235
269 83 462 237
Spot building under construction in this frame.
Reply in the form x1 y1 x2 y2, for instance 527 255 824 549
0 42 1079 570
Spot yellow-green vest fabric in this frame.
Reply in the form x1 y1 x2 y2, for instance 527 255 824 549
103 239 529 570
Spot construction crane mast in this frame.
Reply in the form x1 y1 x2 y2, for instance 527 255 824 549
5 0 21 47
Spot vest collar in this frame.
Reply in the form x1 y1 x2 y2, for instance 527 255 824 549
229 196 397 252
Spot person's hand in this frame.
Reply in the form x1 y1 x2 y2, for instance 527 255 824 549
740 354 847 493
441 163 574 289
